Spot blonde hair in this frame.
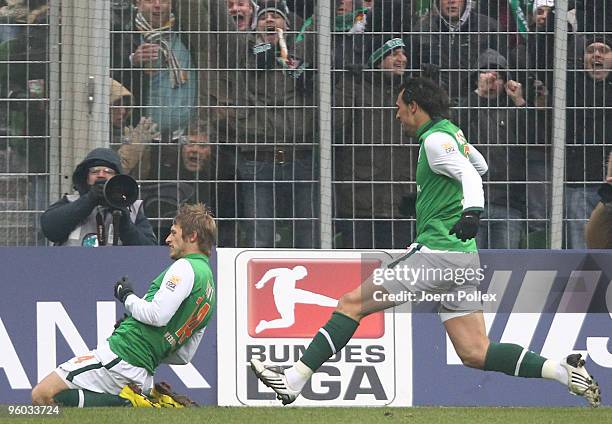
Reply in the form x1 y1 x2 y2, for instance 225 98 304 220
174 203 217 255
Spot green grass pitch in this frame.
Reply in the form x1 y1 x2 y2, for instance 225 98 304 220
4 407 611 424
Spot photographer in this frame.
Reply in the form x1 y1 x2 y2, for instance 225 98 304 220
41 148 157 246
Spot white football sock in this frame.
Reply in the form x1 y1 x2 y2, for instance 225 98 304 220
284 360 313 392
541 359 569 385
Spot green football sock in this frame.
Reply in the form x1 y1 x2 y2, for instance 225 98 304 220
484 342 547 378
300 312 359 372
53 389 130 407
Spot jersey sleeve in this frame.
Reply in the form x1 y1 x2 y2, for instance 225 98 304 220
467 144 488 176
125 259 195 327
162 328 206 365
423 132 485 211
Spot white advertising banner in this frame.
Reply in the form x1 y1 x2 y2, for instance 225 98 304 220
217 249 412 406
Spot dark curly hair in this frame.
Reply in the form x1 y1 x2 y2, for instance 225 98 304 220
399 77 450 119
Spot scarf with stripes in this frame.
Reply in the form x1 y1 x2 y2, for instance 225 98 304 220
134 12 187 88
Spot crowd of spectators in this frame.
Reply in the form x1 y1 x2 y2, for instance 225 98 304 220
0 0 610 248
0 0 49 245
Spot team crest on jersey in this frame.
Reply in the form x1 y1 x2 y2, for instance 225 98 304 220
166 275 181 291
442 143 455 154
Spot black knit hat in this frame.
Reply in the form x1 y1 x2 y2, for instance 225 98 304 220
256 0 290 23
367 36 406 68
585 34 610 49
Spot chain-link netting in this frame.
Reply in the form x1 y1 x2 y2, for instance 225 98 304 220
1 0 610 248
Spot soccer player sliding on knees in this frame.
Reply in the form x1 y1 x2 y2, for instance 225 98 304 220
32 204 216 407
250 77 601 407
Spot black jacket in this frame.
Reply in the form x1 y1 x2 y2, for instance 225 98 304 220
41 148 157 246
455 49 539 212
334 69 415 218
412 0 506 102
566 71 612 182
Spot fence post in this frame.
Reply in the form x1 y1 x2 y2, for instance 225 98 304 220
550 0 569 249
57 0 110 196
48 0 62 202
317 1 333 249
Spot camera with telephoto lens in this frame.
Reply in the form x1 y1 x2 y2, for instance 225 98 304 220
103 174 139 209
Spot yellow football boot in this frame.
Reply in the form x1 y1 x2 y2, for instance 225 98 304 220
119 384 161 408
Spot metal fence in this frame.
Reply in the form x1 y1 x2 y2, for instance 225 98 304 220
0 0 50 245
1 0 609 248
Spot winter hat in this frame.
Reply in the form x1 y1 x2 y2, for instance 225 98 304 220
72 148 124 194
110 78 132 106
367 37 405 68
256 0 290 24
533 0 554 13
86 159 119 172
585 34 610 49
469 48 511 89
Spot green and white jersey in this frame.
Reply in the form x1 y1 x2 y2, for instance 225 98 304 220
414 119 488 252
108 253 215 374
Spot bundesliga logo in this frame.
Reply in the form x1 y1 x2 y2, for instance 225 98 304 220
247 259 384 338
234 253 406 405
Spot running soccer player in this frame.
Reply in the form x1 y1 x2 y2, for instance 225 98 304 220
32 203 216 407
250 77 601 407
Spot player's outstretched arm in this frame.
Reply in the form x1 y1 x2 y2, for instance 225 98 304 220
423 132 485 212
466 143 488 176
424 133 484 241
115 260 194 327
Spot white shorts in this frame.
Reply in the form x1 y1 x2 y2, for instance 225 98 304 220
55 341 154 395
382 243 483 322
